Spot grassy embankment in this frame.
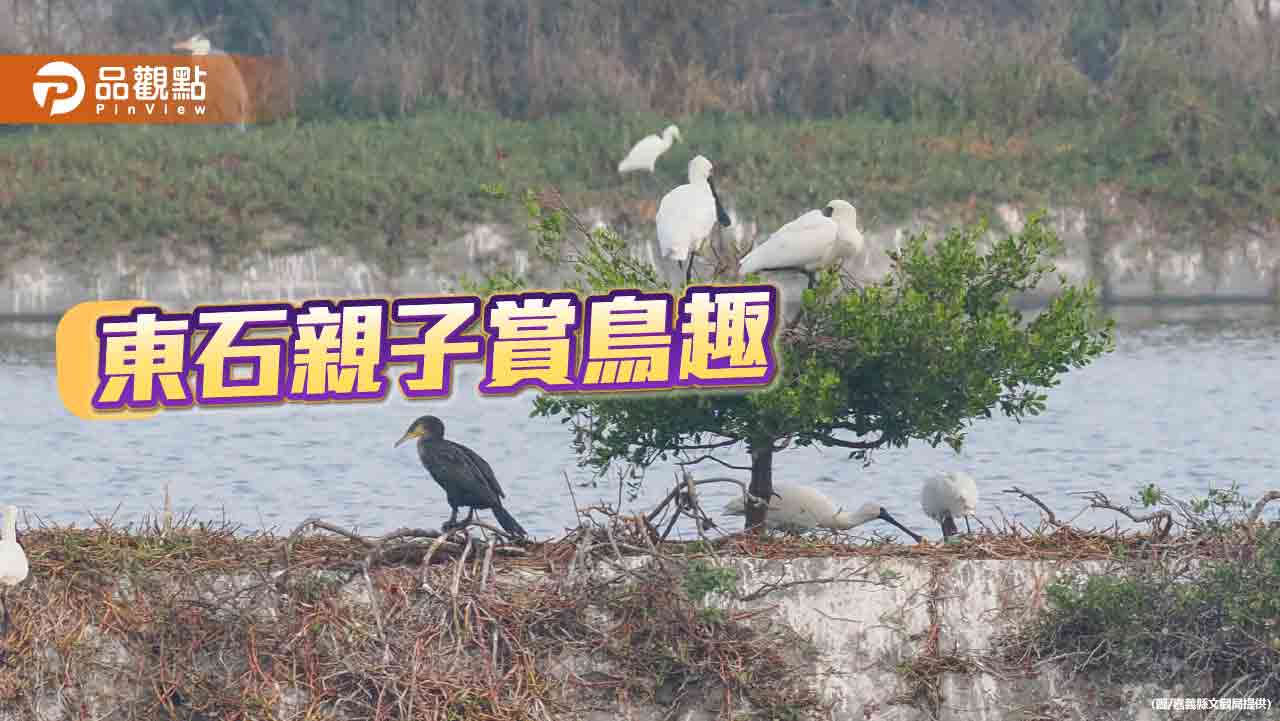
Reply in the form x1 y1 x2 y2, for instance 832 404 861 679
2 102 1277 282
2 0 1279 283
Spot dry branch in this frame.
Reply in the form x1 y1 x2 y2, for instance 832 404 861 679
1077 491 1174 540
738 558 891 602
5 476 1278 721
1247 490 1280 524
1002 486 1065 527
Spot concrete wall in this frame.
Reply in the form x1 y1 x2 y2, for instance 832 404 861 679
0 554 1229 721
3 200 1279 316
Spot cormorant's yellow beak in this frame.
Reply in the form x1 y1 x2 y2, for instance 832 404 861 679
394 429 421 448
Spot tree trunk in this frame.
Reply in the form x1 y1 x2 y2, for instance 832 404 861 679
746 444 774 534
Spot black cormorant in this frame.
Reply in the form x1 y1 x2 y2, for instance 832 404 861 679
395 415 528 538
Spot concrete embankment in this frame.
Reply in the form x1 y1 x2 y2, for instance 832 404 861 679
4 199 1278 315
0 531 1238 721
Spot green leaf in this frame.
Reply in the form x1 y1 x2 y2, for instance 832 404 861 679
488 197 1113 494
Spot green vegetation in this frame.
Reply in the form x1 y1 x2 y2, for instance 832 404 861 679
2 101 1277 267
504 183 1113 528
4 102 1276 286
682 559 740 603
1011 484 1280 699
2 0 1279 277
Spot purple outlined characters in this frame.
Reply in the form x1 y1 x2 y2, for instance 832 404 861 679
479 292 582 394
386 297 484 399
84 287 785 412
286 299 390 401
189 303 293 405
92 306 194 410
576 290 676 391
676 285 779 387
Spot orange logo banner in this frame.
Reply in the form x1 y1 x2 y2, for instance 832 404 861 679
1 54 290 125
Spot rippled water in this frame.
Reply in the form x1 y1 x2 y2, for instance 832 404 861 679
1 304 1278 541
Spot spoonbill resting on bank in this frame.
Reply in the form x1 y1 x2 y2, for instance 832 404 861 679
618 125 681 174
0 504 28 660
921 471 979 538
655 154 732 285
724 484 923 542
739 200 865 289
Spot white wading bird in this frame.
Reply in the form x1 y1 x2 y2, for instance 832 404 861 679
618 124 681 174
655 154 732 285
173 33 249 131
921 471 979 539
724 483 923 542
0 505 28 661
739 199 865 289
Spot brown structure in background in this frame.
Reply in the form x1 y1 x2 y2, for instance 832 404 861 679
172 33 248 130
171 33 293 127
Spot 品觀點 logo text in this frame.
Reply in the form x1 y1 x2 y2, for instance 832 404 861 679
85 62 209 119
3 54 245 125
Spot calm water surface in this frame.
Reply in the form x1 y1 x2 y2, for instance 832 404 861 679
1 304 1278 541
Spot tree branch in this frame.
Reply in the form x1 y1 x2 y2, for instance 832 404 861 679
811 431 885 450
673 438 740 451
676 453 753 472
1078 491 1173 540
831 421 874 434
1001 486 1064 527
645 475 762 524
739 560 892 602
1246 490 1280 524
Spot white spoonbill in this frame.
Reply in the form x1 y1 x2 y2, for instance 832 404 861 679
739 199 865 289
724 483 923 542
655 155 732 285
921 471 979 538
0 505 28 656
618 124 681 174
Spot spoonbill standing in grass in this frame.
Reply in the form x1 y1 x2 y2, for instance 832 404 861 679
921 472 979 539
739 200 865 289
0 505 28 661
724 483 923 542
655 155 732 285
618 124 682 174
